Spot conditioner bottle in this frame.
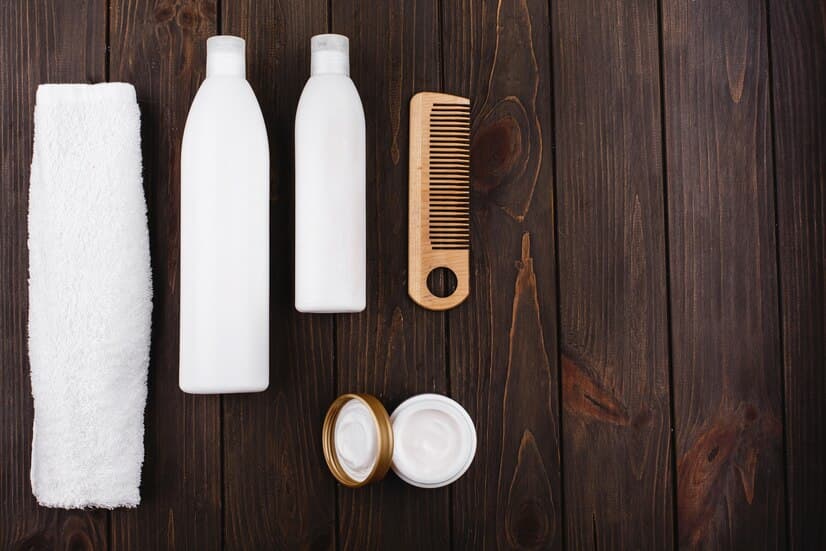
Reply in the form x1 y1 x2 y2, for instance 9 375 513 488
179 36 270 393
295 34 366 313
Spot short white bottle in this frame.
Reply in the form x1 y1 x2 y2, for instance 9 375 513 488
295 34 366 313
179 36 269 393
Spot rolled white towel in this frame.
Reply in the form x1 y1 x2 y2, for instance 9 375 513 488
28 83 152 508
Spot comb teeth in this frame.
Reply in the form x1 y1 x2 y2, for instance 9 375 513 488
429 102 470 250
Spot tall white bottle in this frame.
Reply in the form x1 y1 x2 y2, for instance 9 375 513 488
295 34 366 313
179 36 269 393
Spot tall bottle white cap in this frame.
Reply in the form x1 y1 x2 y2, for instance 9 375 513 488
311 34 349 76
206 35 245 78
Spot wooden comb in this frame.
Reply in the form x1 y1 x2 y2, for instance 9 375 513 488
408 92 470 310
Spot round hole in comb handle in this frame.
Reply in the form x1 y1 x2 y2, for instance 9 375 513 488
427 267 459 298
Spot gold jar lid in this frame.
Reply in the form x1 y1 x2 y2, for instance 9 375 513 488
322 393 394 487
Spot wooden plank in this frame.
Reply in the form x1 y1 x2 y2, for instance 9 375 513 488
551 0 675 548
331 1 450 549
108 2 222 549
220 1 337 548
0 1 108 548
767 0 826 547
441 0 562 548
660 0 787 547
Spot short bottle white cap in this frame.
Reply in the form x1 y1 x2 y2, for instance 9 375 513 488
311 34 349 76
206 35 245 78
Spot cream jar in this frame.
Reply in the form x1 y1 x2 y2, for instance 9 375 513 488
322 393 476 488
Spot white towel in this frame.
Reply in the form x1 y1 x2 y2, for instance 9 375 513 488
28 83 152 508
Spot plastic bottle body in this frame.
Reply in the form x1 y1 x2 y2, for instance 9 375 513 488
179 37 269 393
294 47 366 313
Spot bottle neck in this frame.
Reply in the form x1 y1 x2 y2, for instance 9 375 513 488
206 36 246 78
311 50 349 76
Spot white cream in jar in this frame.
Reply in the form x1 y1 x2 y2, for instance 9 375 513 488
389 394 476 488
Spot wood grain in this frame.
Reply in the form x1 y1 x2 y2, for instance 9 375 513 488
331 0 450 548
660 0 787 547
0 1 108 549
552 0 675 547
768 0 826 547
442 0 563 548
108 1 222 549
220 1 337 549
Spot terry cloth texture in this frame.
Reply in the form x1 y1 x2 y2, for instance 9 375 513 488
28 83 152 508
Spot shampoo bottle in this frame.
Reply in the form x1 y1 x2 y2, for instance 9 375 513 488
179 36 269 393
295 34 366 313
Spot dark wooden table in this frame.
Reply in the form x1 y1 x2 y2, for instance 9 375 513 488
2 1 824 549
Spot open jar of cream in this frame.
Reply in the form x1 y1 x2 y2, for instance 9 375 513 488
322 393 476 488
